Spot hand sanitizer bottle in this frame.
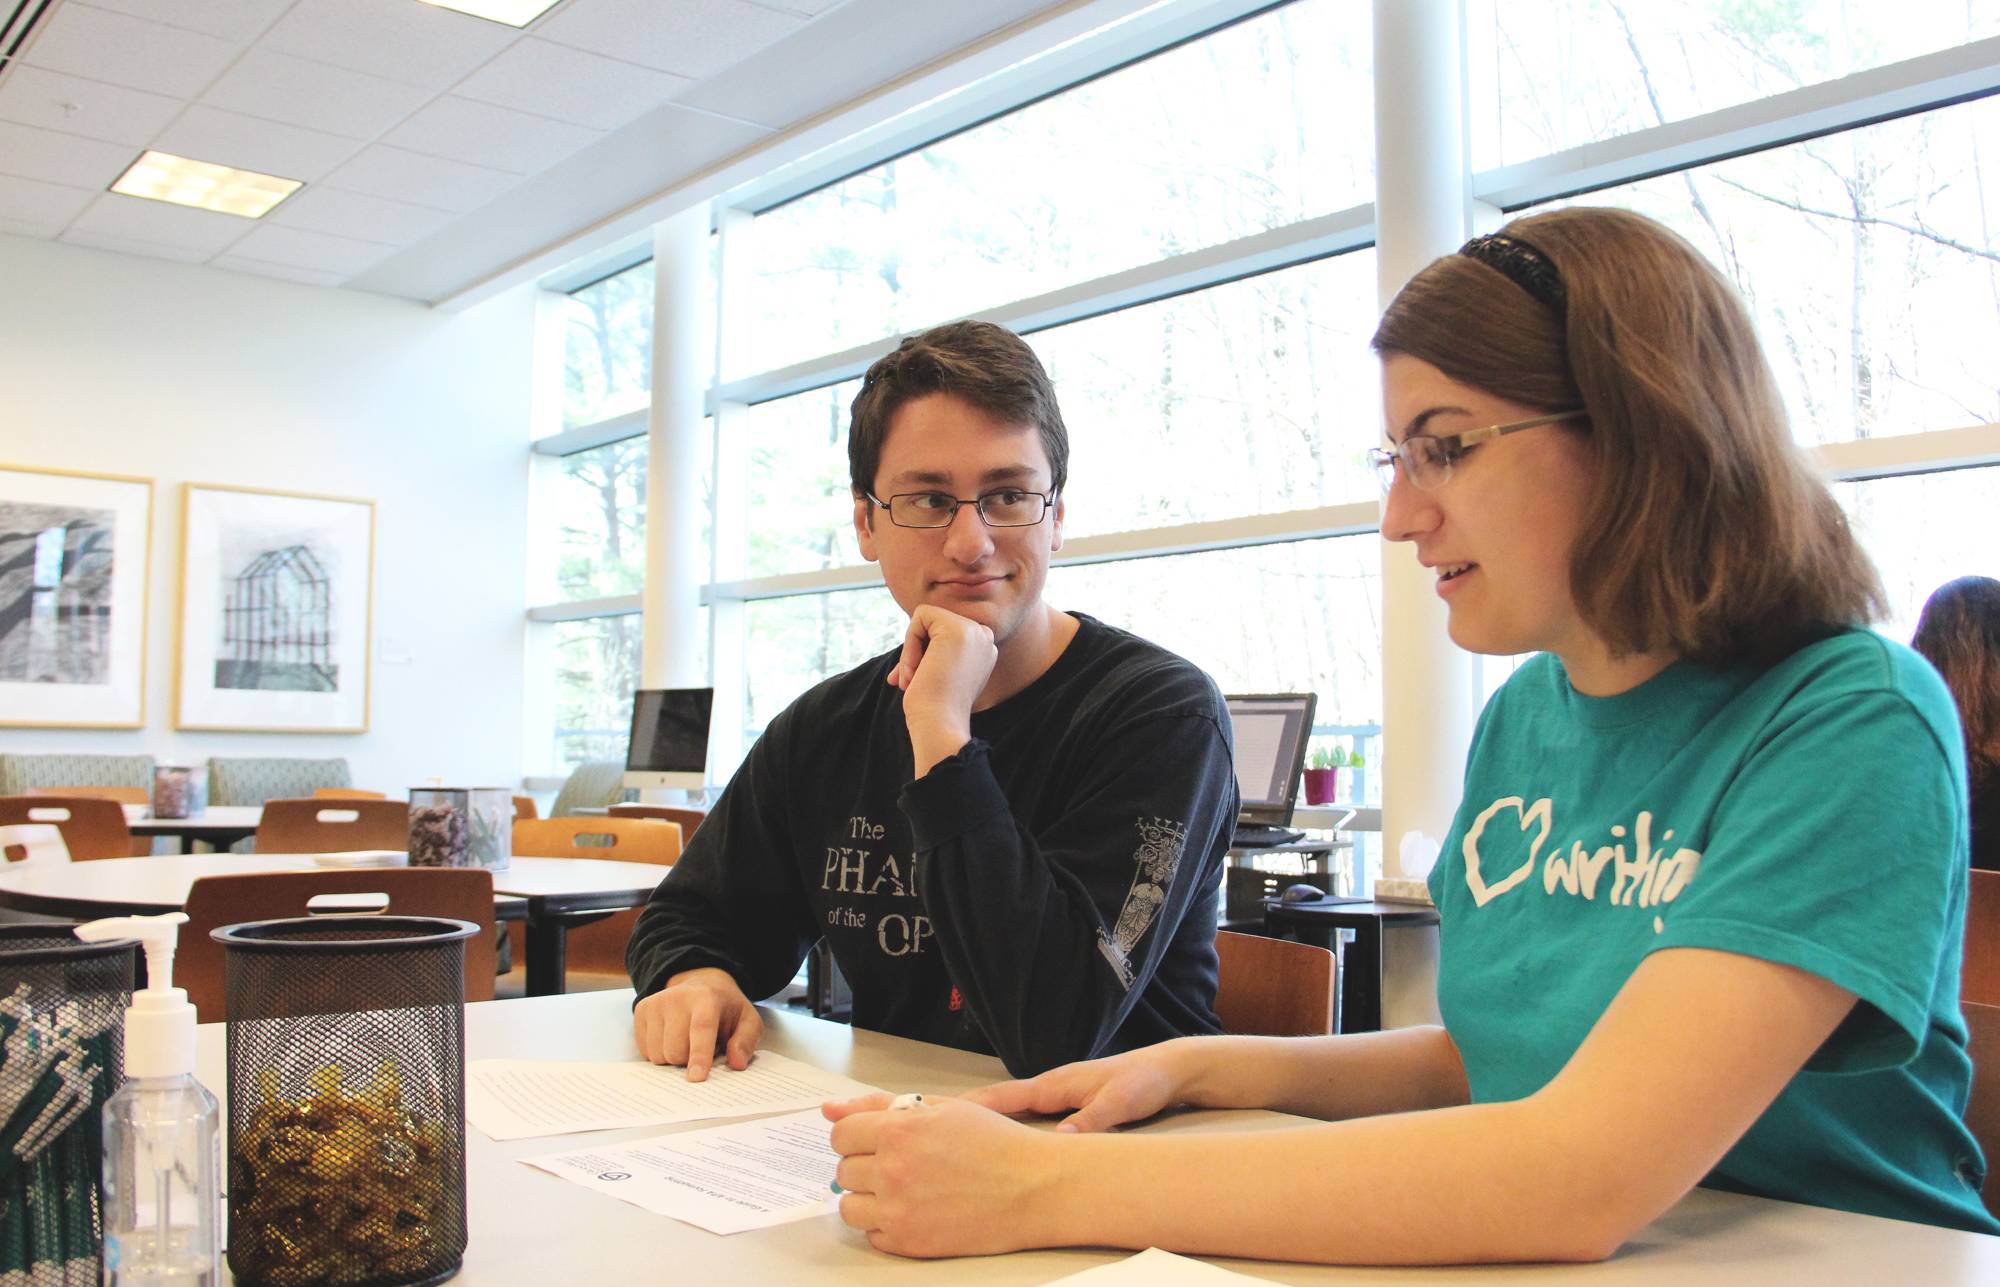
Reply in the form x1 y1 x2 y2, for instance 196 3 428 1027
75 913 221 1286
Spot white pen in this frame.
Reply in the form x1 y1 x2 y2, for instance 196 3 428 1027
831 1092 929 1194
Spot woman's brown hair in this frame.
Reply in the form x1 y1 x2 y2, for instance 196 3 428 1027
1372 206 1883 667
1913 575 2000 780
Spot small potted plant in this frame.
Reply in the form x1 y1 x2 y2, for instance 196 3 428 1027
1302 743 1364 805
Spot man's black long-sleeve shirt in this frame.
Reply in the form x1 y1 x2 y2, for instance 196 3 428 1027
625 613 1238 1076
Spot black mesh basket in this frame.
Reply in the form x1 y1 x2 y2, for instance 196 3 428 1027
0 924 137 1285
215 915 476 1287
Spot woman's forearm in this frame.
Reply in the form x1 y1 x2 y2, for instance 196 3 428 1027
1176 1025 1470 1120
1041 1097 1630 1265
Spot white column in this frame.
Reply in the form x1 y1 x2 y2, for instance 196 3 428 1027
1375 0 1480 879
1373 0 1477 1025
642 205 712 692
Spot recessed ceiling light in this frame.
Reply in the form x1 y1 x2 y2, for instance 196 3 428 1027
415 0 562 26
110 151 302 219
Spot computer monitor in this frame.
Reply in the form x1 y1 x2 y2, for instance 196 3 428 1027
1224 693 1318 826
623 687 714 792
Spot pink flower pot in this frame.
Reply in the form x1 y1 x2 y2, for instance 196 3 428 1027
1302 767 1339 805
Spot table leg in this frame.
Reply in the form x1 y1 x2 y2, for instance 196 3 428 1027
1342 918 1383 1034
525 916 569 997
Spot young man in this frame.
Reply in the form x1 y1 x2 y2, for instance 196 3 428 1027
626 320 1238 1079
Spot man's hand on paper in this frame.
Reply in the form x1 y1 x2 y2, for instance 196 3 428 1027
823 1094 1058 1258
633 967 763 1080
887 606 996 776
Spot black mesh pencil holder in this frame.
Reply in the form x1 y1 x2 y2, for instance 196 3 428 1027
0 924 136 1285
216 915 477 1287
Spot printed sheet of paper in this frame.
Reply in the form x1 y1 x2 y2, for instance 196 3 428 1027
1044 1247 1268 1284
467 1052 880 1140
522 1108 840 1235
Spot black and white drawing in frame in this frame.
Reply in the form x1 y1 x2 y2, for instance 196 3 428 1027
177 483 373 732
0 464 152 728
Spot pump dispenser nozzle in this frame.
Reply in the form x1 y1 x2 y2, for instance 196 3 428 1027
75 913 194 1079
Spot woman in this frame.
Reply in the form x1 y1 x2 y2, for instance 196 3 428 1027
822 207 1999 1262
1914 575 2000 871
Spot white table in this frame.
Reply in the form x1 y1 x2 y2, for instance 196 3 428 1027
128 805 264 852
0 854 664 996
188 990 1999 1284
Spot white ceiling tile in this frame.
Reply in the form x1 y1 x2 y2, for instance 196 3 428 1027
261 0 523 92
0 65 185 145
68 191 255 254
381 95 599 174
1 215 66 238
211 254 348 287
201 50 435 139
0 173 96 231
749 0 847 14
0 121 138 189
266 186 453 245
453 38 693 130
319 144 520 213
58 228 219 263
23 4 243 100
226 223 398 274
77 0 297 43
538 0 808 78
153 107 363 184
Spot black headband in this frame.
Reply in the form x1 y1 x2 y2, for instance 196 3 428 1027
1458 233 1566 314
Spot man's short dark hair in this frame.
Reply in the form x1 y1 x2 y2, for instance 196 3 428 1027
848 320 1069 500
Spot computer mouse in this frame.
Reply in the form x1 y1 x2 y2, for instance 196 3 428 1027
1280 883 1326 904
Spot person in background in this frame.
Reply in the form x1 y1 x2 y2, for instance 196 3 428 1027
1914 574 2000 871
626 320 1238 1080
823 208 2000 1261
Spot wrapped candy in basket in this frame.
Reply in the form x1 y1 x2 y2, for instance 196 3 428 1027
214 915 476 1287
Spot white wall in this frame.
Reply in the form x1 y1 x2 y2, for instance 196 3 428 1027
0 235 532 795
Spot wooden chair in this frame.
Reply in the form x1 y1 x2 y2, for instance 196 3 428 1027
1965 1000 2000 1219
178 868 497 1023
608 803 707 837
512 795 538 820
255 797 409 853
1213 930 1337 1036
0 824 69 868
509 817 682 985
1966 870 1999 1007
313 787 388 800
25 785 146 804
25 786 151 854
0 795 137 861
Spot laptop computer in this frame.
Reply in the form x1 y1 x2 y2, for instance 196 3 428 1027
1224 693 1316 847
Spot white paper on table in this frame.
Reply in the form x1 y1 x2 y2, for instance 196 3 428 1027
521 1108 841 1235
467 1052 881 1140
1043 1246 1268 1284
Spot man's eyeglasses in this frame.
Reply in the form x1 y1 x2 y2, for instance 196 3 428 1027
1367 408 1588 493
867 487 1057 529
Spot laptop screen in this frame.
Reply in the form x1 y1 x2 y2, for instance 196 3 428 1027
1224 693 1317 826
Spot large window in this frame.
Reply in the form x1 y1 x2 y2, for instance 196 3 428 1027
530 259 656 775
739 0 1373 375
1523 97 2000 444
562 260 654 429
1467 0 1999 169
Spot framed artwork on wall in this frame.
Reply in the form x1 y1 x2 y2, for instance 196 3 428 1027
0 463 153 728
175 483 374 733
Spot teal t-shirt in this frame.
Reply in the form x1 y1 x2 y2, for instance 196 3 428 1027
1428 630 1998 1234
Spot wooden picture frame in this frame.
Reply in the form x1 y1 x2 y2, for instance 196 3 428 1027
175 483 374 733
0 463 153 728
